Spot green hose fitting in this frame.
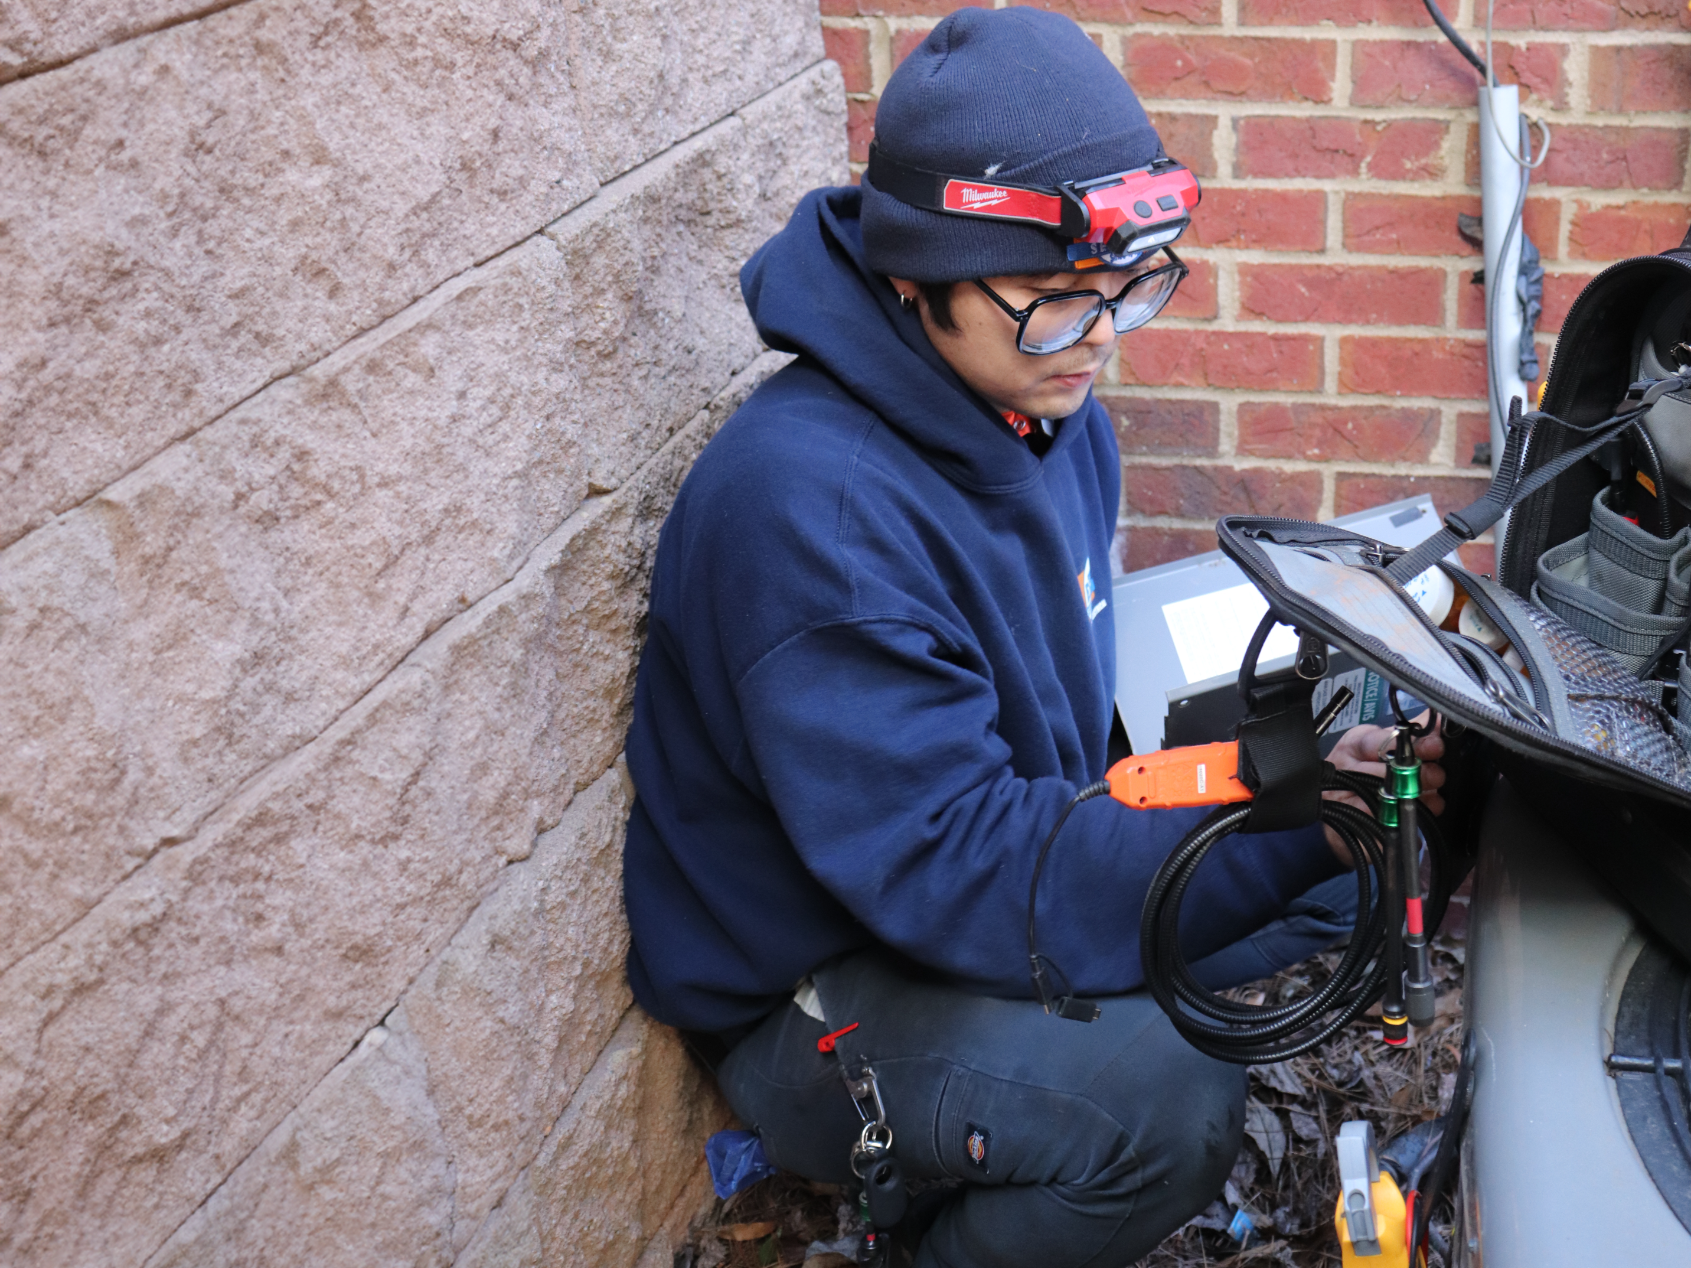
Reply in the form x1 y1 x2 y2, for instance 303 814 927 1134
1388 757 1421 802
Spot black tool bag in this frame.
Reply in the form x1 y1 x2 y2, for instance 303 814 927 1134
1216 232 1691 961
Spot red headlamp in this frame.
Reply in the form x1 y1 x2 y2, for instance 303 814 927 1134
866 142 1201 269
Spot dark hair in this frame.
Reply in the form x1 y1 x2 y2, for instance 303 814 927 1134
918 280 957 331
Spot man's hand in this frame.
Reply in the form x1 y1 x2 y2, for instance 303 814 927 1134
1320 713 1447 865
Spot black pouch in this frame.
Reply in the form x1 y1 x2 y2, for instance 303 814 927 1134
1215 229 1691 962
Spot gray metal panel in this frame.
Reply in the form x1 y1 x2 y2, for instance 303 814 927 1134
1111 496 1445 754
1461 783 1691 1265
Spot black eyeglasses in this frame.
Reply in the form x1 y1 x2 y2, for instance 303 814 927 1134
973 248 1188 355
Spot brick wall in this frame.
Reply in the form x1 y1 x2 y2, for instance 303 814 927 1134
0 3 844 1265
823 0 1691 576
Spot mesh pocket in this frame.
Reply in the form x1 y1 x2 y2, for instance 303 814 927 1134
1517 603 1691 789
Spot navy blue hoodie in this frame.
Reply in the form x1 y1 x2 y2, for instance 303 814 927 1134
622 188 1338 1034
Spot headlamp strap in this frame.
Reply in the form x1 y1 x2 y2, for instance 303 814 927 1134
866 141 1085 236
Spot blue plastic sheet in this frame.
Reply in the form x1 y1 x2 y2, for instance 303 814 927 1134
705 1129 778 1200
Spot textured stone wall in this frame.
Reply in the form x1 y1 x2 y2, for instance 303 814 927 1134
824 0 1691 577
0 2 847 1264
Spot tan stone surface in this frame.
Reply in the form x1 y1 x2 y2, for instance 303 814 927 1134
0 66 844 976
634 1166 720 1268
455 1009 731 1268
0 0 594 550
0 359 777 1268
143 1016 456 1268
399 762 639 1254
0 1 240 84
569 0 823 186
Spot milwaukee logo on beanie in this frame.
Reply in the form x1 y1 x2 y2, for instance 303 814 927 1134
861 7 1165 284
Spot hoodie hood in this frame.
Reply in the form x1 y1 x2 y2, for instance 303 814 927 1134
740 186 1058 493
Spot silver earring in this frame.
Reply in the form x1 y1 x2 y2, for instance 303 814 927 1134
899 292 915 312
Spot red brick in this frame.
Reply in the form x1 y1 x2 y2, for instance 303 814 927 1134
891 26 933 68
1367 119 1448 181
1102 395 1221 454
1524 198 1561 259
1339 336 1488 398
1488 0 1621 28
1457 274 1483 330
1165 257 1219 319
1124 463 1323 519
1569 201 1691 260
1539 271 1592 331
1234 116 1446 182
1117 526 1221 572
1589 46 1691 112
1458 541 1497 575
1456 268 1576 332
821 0 982 14
1149 112 1219 177
1239 264 1444 326
1616 0 1691 28
1335 473 1491 518
1538 126 1689 191
1123 35 1335 102
822 26 872 94
1016 0 1222 22
1237 402 1439 462
1344 193 1479 256
1188 188 1326 251
847 98 876 165
1351 40 1565 109
1456 410 1492 467
1120 330 1323 390
1239 0 1429 23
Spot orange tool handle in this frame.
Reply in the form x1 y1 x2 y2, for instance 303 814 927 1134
1106 741 1252 809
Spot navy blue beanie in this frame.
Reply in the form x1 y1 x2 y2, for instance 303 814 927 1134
862 7 1164 283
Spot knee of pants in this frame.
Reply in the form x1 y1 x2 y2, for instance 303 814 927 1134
1093 1025 1248 1207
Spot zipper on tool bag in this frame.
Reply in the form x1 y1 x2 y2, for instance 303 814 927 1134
1500 251 1691 593
1437 564 1559 723
1218 515 1691 810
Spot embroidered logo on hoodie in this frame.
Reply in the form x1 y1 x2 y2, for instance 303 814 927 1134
1077 557 1107 621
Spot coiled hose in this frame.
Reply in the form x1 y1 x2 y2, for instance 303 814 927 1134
1137 768 1455 1065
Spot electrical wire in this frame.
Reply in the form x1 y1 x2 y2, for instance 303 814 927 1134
1421 0 1487 77
1485 0 1551 168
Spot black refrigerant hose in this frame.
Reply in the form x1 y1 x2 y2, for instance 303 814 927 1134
1028 762 1458 1065
1138 769 1455 1064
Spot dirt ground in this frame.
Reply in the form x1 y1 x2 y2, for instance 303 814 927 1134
677 909 1469 1268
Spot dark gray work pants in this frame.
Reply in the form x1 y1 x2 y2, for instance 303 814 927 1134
716 873 1357 1268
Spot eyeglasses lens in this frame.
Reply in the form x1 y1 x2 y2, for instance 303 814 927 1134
1110 268 1181 334
1019 294 1104 355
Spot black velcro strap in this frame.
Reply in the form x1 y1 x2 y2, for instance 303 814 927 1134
1236 681 1323 833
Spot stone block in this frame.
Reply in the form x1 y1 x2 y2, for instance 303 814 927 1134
0 364 778 1268
142 1016 455 1268
0 67 840 975
0 0 594 549
567 0 824 184
455 1010 731 1268
0 1 219 83
399 762 640 1254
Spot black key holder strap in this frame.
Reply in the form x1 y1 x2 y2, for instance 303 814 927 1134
1235 613 1327 832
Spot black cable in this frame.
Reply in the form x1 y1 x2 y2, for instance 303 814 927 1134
1027 780 1111 1015
1411 1028 1479 1265
1134 769 1457 1064
1421 0 1488 78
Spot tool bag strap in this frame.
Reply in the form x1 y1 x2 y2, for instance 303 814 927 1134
1386 382 1691 584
